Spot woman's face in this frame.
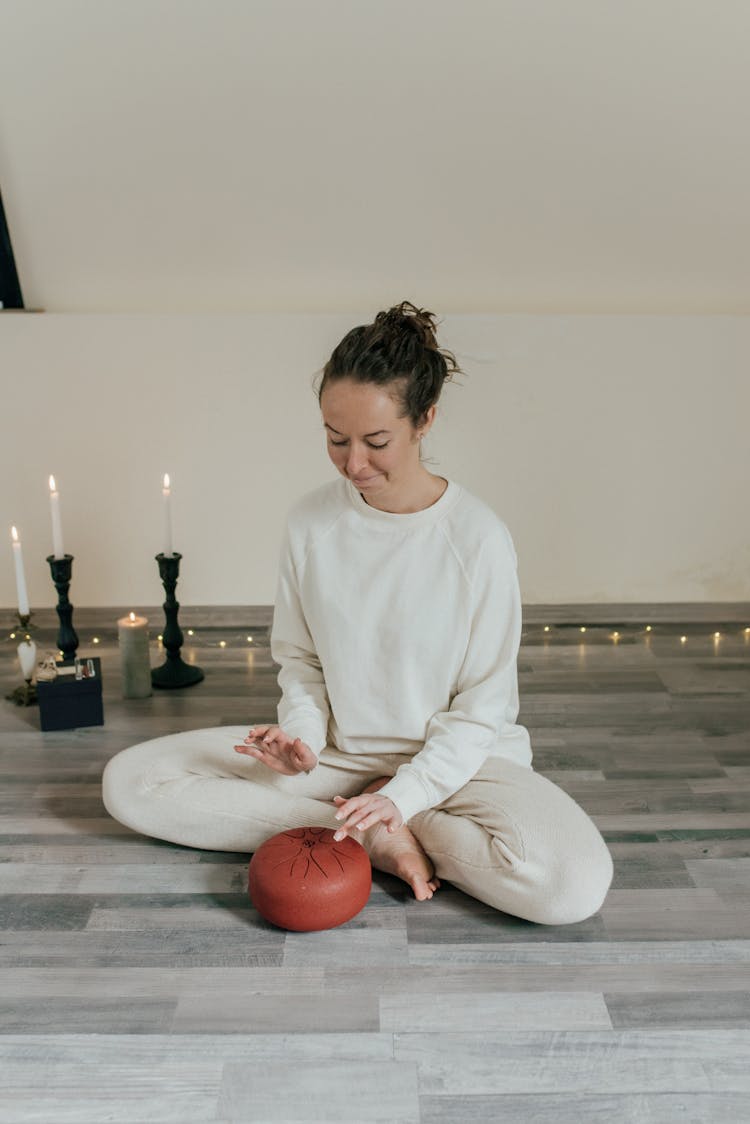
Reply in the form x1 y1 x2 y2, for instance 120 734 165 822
320 378 433 498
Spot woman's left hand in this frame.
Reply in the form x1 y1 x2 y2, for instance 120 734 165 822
332 792 403 841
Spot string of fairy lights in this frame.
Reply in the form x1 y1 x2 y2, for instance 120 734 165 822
5 623 750 656
539 624 750 645
3 627 263 657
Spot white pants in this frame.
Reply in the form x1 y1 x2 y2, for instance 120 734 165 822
102 726 614 925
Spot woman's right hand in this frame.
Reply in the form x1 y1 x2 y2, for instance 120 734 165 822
233 725 316 776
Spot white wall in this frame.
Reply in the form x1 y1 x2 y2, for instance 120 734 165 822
1 1 750 315
1 312 748 611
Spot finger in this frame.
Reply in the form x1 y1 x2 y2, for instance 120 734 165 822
254 725 279 744
236 741 286 768
333 796 368 820
337 807 374 834
332 820 363 841
234 744 263 760
257 735 284 756
246 750 297 776
243 726 270 744
333 799 372 826
235 741 269 754
350 809 385 832
265 732 293 754
333 806 363 826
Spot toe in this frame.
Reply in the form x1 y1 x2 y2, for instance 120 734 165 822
411 876 432 901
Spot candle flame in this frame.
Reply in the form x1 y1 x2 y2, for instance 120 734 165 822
129 611 136 623
49 475 57 492
11 526 19 542
163 473 170 489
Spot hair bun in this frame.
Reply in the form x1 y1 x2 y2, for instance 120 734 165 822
375 300 438 348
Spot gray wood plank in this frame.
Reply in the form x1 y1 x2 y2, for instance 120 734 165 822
0 997 176 1034
409 940 750 965
173 991 379 1033
219 1059 420 1122
283 928 408 967
380 991 612 1031
605 990 750 1028
0 1031 396 1062
419 1093 750 1124
394 1029 750 1094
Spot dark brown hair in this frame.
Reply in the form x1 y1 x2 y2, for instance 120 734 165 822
314 300 464 433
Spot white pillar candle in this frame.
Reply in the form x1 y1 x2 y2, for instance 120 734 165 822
48 475 65 559
162 473 173 558
117 611 152 698
10 526 30 616
17 637 37 681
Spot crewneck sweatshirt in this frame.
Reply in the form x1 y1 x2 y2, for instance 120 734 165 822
270 476 532 823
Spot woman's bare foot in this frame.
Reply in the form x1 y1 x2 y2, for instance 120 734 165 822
354 778 441 901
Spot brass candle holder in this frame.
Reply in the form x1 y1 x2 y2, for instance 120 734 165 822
5 611 38 706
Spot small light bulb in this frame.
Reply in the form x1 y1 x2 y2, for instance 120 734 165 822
580 627 587 634
247 635 253 643
187 629 194 636
92 637 100 644
9 632 16 639
680 636 687 644
714 632 721 639
646 626 652 633
612 631 620 639
219 640 227 648
745 627 750 634
543 626 550 633
158 634 163 642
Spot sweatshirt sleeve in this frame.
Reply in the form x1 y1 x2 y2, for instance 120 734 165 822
269 517 330 757
377 523 524 822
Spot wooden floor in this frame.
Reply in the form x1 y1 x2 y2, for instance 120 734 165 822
1 605 749 1123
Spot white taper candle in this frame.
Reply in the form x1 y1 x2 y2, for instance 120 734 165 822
10 526 30 616
48 475 65 559
162 474 173 558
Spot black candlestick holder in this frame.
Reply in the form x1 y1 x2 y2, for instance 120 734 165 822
151 552 204 689
5 611 38 706
46 555 79 662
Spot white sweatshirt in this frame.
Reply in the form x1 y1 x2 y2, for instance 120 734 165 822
270 476 532 823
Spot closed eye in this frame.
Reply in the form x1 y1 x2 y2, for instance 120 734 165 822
330 439 389 449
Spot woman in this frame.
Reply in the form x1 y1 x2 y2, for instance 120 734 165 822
102 301 613 924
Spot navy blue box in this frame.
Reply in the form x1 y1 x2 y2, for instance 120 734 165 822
37 657 104 732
